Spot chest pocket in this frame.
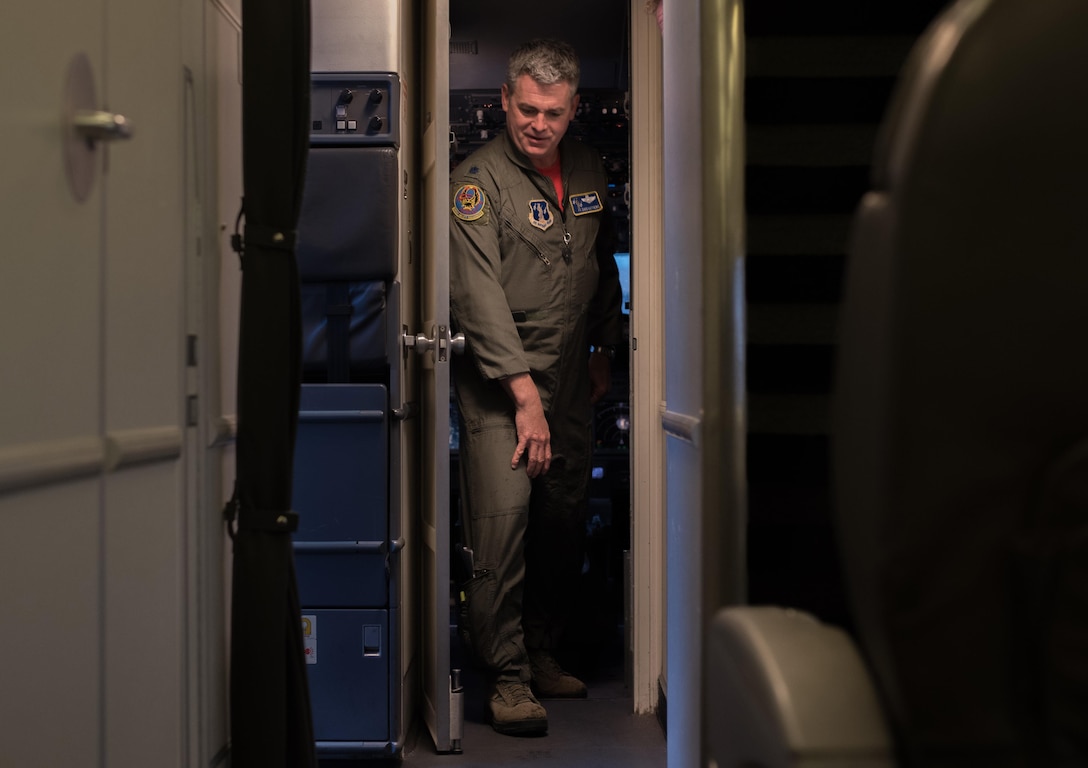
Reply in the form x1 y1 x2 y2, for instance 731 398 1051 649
500 215 553 310
499 195 604 310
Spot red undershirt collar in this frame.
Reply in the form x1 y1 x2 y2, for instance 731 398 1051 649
539 157 563 211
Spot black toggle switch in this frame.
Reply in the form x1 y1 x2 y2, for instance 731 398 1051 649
335 89 354 121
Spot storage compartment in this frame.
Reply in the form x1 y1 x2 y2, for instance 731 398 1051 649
292 384 389 608
302 608 392 744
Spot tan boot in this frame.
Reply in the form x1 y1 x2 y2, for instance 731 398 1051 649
529 651 588 698
489 680 548 735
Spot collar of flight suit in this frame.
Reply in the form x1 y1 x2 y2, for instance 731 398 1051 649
499 131 580 208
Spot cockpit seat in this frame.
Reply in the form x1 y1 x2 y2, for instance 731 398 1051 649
707 606 894 767
710 0 1088 765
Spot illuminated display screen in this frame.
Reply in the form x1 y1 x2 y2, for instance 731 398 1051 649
613 251 630 314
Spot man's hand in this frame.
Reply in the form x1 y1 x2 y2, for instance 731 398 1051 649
501 372 552 478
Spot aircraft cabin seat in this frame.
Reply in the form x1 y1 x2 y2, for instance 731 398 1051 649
708 0 1088 766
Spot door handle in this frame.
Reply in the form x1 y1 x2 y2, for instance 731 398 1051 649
403 326 466 362
63 53 134 202
72 110 133 145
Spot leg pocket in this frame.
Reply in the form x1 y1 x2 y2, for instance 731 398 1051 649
461 569 498 668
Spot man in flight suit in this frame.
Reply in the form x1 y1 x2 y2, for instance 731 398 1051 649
449 38 625 735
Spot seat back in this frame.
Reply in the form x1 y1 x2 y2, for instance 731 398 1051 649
834 1 1088 765
296 145 399 382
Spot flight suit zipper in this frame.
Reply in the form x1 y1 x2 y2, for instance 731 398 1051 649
503 218 550 265
557 206 576 382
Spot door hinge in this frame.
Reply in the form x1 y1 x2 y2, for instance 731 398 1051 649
187 334 198 367
186 395 199 427
450 668 464 753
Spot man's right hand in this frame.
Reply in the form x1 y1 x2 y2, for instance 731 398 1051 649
501 372 552 478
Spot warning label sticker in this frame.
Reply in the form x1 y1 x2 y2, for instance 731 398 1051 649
302 615 317 665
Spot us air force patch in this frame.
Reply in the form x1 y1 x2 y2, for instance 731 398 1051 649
528 199 554 231
452 184 486 222
570 191 603 216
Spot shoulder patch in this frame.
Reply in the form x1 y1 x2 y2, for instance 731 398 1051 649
452 184 487 222
569 191 603 216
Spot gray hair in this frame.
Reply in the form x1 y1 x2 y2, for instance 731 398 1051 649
505 39 580 94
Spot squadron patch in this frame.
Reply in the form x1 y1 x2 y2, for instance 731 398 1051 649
528 199 554 231
570 191 603 216
452 184 487 221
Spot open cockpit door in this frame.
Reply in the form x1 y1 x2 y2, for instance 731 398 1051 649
418 0 459 752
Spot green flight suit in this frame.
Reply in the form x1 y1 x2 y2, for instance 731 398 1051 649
449 131 624 683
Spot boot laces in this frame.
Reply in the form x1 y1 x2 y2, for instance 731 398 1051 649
497 680 534 706
531 652 568 678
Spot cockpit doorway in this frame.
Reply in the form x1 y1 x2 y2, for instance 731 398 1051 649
441 0 655 752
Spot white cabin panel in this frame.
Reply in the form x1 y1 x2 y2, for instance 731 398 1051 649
0 4 104 452
0 482 103 767
104 0 186 433
311 0 402 74
104 463 186 766
1 0 221 764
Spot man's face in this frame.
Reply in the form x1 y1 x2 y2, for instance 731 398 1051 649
501 74 580 169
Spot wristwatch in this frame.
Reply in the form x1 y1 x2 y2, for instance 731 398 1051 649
590 344 617 360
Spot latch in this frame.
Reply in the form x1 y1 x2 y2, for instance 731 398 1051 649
403 326 466 363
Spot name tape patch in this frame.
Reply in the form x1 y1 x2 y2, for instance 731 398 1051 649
569 191 603 216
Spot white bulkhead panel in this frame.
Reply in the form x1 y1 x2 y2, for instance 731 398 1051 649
311 0 402 73
1 0 226 764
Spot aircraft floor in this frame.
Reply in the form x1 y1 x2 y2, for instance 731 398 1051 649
326 624 666 768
